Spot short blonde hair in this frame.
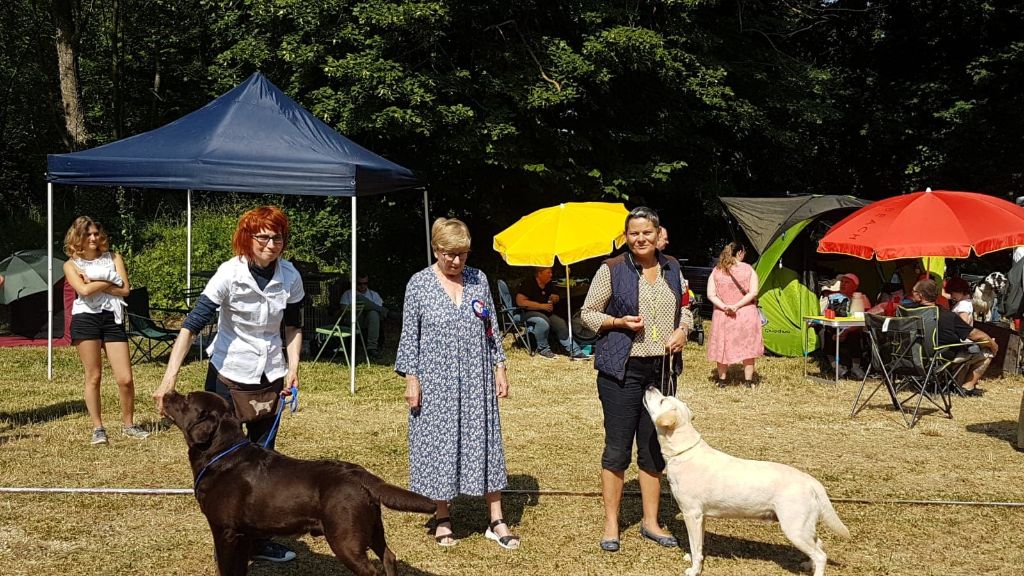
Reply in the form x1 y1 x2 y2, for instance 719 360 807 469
431 217 472 253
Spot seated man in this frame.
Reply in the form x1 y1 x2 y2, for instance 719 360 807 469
905 279 996 396
340 274 391 360
515 266 585 359
821 273 873 379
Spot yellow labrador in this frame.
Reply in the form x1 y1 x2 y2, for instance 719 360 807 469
644 387 849 576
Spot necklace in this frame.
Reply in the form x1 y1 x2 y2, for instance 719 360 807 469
628 253 662 340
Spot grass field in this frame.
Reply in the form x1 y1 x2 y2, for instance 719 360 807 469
2 340 1023 575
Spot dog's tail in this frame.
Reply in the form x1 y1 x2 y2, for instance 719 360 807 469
813 481 850 538
358 471 436 514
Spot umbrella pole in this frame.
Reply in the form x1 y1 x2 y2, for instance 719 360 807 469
186 189 192 300
565 264 574 359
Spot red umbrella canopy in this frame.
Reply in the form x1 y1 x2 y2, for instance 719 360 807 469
817 190 1024 260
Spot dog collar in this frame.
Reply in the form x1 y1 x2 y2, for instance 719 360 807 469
193 440 249 496
664 434 702 460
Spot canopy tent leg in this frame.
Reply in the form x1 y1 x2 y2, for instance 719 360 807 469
350 196 357 394
47 182 54 381
186 189 193 301
424 189 431 266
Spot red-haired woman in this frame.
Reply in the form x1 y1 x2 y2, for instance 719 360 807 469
154 205 304 563
63 216 149 445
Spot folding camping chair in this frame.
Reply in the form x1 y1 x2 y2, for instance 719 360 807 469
496 279 534 355
125 288 178 364
899 304 980 400
313 302 369 365
852 313 938 427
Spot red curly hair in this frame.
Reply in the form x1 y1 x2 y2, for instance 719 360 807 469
231 205 290 261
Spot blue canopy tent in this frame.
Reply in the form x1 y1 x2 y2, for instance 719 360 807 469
45 72 425 392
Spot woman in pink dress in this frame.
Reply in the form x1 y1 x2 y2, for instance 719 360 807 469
706 242 764 385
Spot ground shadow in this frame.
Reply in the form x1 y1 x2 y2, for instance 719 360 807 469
418 474 541 541
249 538 442 576
0 399 85 431
966 419 1020 450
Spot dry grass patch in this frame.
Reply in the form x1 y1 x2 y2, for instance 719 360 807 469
1 343 1023 575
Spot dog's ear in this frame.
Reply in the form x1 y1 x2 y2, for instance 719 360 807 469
655 409 678 429
185 410 218 446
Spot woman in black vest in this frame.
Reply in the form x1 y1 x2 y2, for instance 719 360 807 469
580 206 692 552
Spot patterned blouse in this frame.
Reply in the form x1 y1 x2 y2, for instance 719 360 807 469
581 263 694 357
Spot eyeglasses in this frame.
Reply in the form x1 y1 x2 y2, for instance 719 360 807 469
252 234 284 246
440 251 470 262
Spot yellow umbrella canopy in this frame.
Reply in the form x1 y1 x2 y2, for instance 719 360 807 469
492 202 629 266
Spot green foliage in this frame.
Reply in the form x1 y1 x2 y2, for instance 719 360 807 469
128 207 236 310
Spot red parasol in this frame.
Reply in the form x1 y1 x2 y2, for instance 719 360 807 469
817 189 1024 260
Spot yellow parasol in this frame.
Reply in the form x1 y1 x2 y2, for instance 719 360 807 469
493 202 629 355
493 202 628 266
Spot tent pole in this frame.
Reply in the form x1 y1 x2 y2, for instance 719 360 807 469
565 264 574 359
186 189 193 301
351 196 357 394
423 189 431 266
47 182 54 381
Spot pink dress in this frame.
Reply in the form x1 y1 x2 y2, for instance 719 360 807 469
706 262 765 365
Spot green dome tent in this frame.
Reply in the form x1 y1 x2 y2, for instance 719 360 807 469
720 195 871 357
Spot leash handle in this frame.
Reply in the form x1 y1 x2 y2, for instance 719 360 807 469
262 386 299 449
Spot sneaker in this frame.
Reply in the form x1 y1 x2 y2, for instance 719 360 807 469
848 364 866 380
537 349 556 359
122 425 150 440
90 427 108 445
571 350 593 360
252 540 296 563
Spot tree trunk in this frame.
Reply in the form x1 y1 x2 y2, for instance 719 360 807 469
109 0 123 140
52 0 88 149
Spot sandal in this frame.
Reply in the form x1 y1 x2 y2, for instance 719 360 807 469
433 516 457 547
485 519 520 550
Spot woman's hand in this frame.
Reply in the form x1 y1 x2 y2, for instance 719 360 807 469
283 368 299 395
404 375 422 409
620 315 645 332
153 375 176 415
495 365 509 398
666 328 687 354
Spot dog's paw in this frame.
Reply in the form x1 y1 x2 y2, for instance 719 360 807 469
685 567 701 576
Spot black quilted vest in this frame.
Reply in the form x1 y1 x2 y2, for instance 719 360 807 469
594 252 683 380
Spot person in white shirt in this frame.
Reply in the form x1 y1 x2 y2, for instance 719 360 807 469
340 274 390 359
946 277 975 325
153 205 304 564
63 216 150 445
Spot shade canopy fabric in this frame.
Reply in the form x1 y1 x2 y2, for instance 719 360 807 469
817 190 1024 260
720 195 871 254
46 72 420 196
493 202 628 266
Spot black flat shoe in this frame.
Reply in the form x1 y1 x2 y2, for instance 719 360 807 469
639 525 678 548
600 538 620 552
959 387 983 397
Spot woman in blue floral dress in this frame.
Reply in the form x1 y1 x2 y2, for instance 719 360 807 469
395 217 520 550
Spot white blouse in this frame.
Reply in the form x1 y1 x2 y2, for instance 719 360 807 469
202 256 305 384
71 252 126 324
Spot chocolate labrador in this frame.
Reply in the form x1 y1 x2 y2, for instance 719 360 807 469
163 390 435 576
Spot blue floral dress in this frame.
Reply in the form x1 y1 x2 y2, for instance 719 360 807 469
395 265 508 500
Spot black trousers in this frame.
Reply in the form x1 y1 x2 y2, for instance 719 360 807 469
597 356 666 473
204 364 281 449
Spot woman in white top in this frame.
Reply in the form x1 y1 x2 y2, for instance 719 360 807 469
946 277 975 326
63 216 149 445
153 205 304 564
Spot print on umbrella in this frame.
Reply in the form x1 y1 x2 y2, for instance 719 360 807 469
471 299 493 338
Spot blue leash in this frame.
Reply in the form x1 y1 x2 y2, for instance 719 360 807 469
193 439 249 495
193 386 298 497
262 386 298 448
